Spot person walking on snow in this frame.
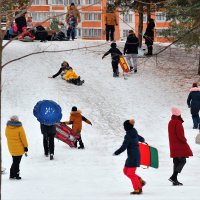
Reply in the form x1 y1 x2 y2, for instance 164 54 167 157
124 30 139 73
66 14 77 41
40 123 56 160
168 107 193 186
64 106 92 149
187 83 200 129
5 115 28 180
102 42 122 77
113 119 146 195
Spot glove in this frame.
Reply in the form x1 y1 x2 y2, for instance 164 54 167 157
113 152 117 156
24 147 28 152
48 76 53 78
102 56 105 59
123 51 126 55
90 122 92 126
188 105 191 108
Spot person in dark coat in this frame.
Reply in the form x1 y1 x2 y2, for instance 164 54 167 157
187 83 200 129
168 107 193 186
15 4 27 34
40 123 56 160
143 18 155 55
35 25 48 42
49 61 69 79
124 30 139 73
113 119 145 195
102 42 122 77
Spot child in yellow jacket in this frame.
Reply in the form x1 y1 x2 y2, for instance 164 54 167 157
63 66 84 86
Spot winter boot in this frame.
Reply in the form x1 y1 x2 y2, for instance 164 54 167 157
173 181 183 186
50 154 54 160
130 66 133 71
78 140 85 149
130 189 142 195
139 178 146 186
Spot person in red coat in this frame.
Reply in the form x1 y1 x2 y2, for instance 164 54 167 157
168 107 193 186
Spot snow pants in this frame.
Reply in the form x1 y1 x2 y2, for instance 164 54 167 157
123 167 142 190
10 155 22 178
43 134 55 155
126 54 138 70
173 157 186 173
106 25 115 41
191 105 200 128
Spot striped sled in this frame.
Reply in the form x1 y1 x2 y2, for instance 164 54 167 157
55 123 77 148
139 143 159 169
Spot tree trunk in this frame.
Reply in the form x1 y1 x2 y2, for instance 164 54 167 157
198 52 200 75
0 37 3 200
138 3 144 48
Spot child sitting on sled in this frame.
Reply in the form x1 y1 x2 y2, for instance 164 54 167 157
18 26 35 41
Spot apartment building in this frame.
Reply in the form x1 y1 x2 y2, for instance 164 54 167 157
27 1 170 42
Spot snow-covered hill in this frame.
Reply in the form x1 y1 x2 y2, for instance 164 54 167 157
1 40 200 200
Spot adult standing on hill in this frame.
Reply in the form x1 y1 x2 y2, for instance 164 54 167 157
143 18 155 56
15 3 27 33
104 10 118 42
168 107 193 186
187 83 200 129
5 115 28 180
66 3 81 38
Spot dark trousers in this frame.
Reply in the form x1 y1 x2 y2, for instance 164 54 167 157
147 45 153 55
43 134 55 155
192 114 200 128
68 77 81 85
173 157 186 173
10 156 22 178
106 25 115 41
35 31 48 41
74 136 84 149
112 60 119 74
67 27 75 40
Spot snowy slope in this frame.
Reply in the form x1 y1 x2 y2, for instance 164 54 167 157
1 40 200 200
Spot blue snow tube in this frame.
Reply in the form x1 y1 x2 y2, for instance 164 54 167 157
33 100 62 125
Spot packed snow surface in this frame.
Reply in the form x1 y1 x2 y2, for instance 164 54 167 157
1 40 200 200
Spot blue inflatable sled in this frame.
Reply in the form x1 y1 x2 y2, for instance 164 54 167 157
33 100 62 125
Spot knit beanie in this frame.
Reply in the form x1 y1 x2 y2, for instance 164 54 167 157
171 107 181 116
110 42 116 48
123 118 135 131
192 83 198 87
71 106 77 112
10 115 19 121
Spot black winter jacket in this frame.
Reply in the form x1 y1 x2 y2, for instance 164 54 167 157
114 128 145 167
187 87 200 115
103 47 122 62
40 124 56 136
52 66 68 78
124 34 139 54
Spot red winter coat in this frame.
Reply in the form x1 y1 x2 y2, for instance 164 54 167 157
168 115 193 158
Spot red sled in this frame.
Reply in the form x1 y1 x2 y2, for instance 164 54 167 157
55 123 76 148
139 143 159 169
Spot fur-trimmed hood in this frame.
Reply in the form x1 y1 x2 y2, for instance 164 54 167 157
7 120 22 127
70 110 82 115
190 87 200 92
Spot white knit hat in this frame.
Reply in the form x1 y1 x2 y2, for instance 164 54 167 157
10 115 19 121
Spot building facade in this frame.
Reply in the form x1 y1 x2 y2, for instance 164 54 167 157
27 0 170 42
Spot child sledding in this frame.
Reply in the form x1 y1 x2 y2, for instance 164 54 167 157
49 61 84 86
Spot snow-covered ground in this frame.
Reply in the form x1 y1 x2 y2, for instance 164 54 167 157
1 40 200 200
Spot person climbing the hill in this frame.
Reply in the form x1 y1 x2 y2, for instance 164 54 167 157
5 115 28 180
63 106 92 149
187 83 200 129
49 61 69 79
102 42 122 77
168 107 193 186
113 118 146 195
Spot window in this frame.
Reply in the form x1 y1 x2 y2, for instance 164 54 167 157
123 14 133 23
143 14 147 23
30 12 65 22
85 0 100 5
156 29 167 37
82 13 101 21
156 12 167 22
123 30 129 38
82 28 102 37
51 0 64 5
32 0 47 5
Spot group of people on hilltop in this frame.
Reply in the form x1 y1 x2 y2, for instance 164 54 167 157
5 106 92 179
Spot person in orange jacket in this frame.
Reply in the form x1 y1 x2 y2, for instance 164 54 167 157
64 106 92 149
5 115 28 180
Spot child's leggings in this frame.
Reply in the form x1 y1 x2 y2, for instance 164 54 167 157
123 167 142 190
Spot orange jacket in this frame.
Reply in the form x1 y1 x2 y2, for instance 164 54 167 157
105 12 118 26
65 110 91 135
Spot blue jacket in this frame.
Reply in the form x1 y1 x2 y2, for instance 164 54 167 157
187 87 200 115
114 128 145 167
